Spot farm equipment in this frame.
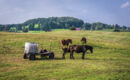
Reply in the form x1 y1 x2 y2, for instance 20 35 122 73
23 42 54 60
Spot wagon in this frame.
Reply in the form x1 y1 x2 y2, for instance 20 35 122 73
23 42 54 60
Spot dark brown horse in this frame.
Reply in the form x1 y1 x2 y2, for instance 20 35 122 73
60 39 72 47
81 37 87 44
62 45 93 59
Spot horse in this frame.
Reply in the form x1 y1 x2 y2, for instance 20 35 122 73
81 37 87 44
60 39 72 47
62 45 93 59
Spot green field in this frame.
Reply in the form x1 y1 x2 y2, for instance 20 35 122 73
0 30 130 80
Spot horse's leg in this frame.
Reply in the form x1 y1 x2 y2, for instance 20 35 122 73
82 52 85 59
62 52 66 59
70 51 74 59
70 52 72 59
72 52 75 59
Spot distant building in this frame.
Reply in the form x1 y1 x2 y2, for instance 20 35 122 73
76 28 80 31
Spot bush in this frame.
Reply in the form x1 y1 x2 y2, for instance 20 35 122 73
69 27 76 30
114 29 120 32
22 28 28 32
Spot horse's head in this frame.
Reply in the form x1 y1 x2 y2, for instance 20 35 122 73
67 39 72 44
81 37 86 42
85 45 93 54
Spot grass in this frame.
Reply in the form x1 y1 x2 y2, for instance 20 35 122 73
0 30 130 80
27 29 68 33
52 29 68 31
98 29 114 32
29 31 45 33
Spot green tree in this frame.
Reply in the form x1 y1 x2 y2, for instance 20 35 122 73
122 25 127 31
69 26 76 30
114 24 120 30
9 27 17 32
29 24 34 30
22 28 28 32
4 26 10 31
82 23 91 30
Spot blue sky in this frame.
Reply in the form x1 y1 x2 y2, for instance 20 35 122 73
0 0 130 27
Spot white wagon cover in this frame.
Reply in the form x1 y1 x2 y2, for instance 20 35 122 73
24 42 38 54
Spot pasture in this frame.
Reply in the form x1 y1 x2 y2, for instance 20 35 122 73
0 30 130 80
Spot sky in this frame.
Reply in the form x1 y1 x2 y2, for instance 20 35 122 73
0 0 130 27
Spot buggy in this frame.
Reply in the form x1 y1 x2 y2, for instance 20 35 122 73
23 42 54 60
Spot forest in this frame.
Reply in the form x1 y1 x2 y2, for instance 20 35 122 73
0 17 129 32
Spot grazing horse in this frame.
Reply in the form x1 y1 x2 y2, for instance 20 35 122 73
81 37 87 44
60 39 72 47
62 45 93 59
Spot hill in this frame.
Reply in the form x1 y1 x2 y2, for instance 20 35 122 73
0 17 84 31
0 17 129 32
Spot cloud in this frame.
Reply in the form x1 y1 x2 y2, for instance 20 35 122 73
121 1 130 8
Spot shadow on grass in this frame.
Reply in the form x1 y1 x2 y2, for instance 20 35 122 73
26 57 121 61
35 57 107 61
34 57 112 61
85 58 103 60
35 57 64 60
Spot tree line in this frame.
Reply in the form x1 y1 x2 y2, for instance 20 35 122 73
0 17 129 32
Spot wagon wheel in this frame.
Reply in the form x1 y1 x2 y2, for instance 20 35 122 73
23 53 27 59
49 53 54 59
29 54 36 60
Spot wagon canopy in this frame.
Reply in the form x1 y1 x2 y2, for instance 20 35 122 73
24 42 38 54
